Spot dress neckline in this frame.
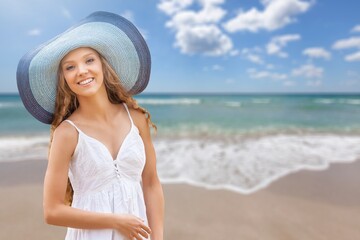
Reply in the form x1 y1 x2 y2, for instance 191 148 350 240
65 103 134 161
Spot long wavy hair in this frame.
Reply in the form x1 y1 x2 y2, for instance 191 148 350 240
49 50 156 206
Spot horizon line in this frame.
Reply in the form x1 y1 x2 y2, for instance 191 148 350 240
1 91 360 95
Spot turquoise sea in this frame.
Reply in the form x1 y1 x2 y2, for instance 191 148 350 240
1 93 360 193
1 93 360 135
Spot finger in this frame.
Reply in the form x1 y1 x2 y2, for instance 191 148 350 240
135 216 145 222
141 224 152 234
129 233 138 240
138 227 149 239
133 233 142 240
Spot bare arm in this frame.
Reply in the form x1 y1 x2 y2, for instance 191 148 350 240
43 122 150 239
133 109 165 240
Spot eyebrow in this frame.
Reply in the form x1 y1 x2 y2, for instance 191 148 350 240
61 53 96 65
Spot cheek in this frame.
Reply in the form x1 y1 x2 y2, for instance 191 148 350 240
63 71 76 83
96 66 104 79
96 64 103 73
65 80 76 93
63 75 77 92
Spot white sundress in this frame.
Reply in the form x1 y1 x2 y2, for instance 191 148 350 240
64 103 148 240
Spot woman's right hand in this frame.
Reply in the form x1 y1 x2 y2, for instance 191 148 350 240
114 214 152 240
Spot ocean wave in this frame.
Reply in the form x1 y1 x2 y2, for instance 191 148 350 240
314 99 335 104
251 99 271 104
137 98 201 105
0 102 23 108
224 101 241 108
2 133 360 195
0 135 49 162
340 99 360 105
155 134 360 194
156 124 360 138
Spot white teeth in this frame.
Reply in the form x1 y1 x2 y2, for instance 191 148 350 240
78 78 94 85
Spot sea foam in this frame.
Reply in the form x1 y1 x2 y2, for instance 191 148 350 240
0 136 49 162
1 133 360 195
137 98 201 105
154 134 360 194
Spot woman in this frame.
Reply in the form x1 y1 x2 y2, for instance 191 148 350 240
17 12 164 240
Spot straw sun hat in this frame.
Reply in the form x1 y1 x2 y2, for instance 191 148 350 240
16 11 151 124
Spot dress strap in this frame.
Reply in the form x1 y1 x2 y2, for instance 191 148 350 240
64 119 82 133
122 102 134 126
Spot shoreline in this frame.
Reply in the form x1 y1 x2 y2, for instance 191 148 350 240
160 158 360 197
0 159 359 239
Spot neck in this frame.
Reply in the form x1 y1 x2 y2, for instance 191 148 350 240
76 85 117 122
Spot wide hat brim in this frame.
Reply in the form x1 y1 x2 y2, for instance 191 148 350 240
17 11 151 124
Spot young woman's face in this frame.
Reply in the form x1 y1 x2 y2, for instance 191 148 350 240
60 47 104 97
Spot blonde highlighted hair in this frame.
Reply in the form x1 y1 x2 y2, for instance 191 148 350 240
49 50 156 206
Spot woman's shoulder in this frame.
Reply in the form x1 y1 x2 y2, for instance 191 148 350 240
128 106 147 124
49 120 79 159
128 106 149 134
53 120 79 143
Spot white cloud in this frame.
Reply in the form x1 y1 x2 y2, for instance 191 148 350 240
351 24 360 33
292 64 323 78
158 0 194 15
345 51 360 62
332 37 360 62
165 5 226 29
27 28 41 36
158 0 233 56
266 34 301 58
247 68 287 80
174 24 232 55
199 0 226 5
241 47 264 64
247 54 264 64
302 47 331 60
332 37 360 49
223 0 313 33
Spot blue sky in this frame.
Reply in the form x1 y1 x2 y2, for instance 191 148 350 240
1 0 360 93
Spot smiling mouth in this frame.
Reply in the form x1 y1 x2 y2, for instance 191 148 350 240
78 78 94 85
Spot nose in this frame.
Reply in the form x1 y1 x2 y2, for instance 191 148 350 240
77 63 89 76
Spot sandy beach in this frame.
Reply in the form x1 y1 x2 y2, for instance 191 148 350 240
0 159 359 240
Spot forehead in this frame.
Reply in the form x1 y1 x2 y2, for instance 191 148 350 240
61 47 98 63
